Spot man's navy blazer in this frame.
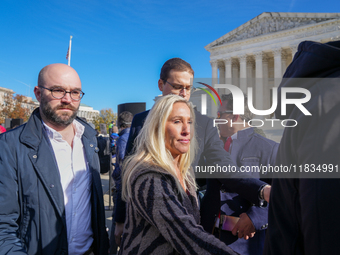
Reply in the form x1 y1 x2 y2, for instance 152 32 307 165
218 127 278 255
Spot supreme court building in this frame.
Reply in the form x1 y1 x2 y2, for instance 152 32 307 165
190 12 340 118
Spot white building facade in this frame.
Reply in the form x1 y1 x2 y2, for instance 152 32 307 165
0 86 15 106
0 86 39 112
77 103 100 122
191 12 340 118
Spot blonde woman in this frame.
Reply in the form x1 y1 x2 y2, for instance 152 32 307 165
120 95 239 255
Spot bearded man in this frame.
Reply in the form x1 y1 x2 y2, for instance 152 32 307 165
0 63 109 255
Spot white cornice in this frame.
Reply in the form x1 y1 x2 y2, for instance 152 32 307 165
208 19 340 60
206 12 340 52
0 86 15 94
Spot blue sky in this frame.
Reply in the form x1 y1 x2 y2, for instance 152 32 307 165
0 0 337 112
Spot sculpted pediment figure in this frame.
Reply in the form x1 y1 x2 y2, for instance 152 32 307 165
208 12 340 47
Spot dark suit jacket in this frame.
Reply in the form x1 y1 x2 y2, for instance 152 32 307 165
218 127 278 255
115 109 267 231
0 109 109 254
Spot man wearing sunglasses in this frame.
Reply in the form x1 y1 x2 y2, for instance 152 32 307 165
113 58 273 247
0 64 109 254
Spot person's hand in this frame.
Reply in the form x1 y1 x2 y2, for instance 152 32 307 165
231 213 256 240
263 185 271 203
114 222 124 247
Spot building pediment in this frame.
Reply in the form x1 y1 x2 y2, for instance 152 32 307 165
206 12 340 49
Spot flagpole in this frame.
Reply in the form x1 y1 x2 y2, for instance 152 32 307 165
67 35 73 66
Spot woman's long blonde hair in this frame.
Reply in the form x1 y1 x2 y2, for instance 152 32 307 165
122 95 196 201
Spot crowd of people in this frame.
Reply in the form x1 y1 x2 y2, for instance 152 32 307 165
0 39 339 255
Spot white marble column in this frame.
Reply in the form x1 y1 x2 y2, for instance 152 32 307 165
290 45 298 62
224 58 232 85
239 54 247 93
232 59 239 87
218 63 225 84
273 48 283 87
210 60 218 84
246 59 254 90
218 63 225 95
281 52 288 76
210 60 218 118
254 51 264 112
262 56 270 113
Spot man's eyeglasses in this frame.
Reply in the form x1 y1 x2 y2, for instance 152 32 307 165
39 86 85 101
164 80 193 93
217 110 233 119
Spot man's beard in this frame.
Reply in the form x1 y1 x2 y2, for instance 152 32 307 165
40 96 79 127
